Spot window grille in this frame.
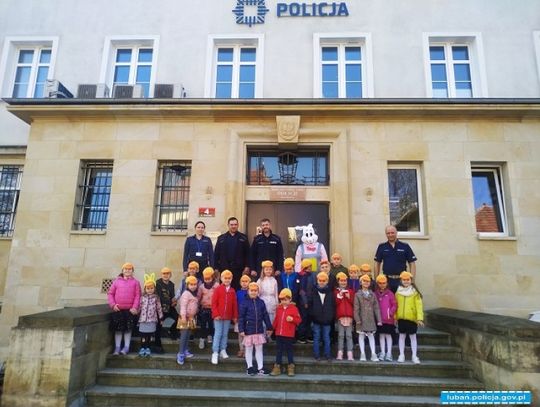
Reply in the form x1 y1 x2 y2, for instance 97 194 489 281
153 161 191 231
73 161 113 231
0 165 23 237
101 278 115 294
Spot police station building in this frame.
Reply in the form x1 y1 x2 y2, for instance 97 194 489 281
0 0 539 360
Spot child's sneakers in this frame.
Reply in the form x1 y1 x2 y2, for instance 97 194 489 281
359 353 367 361
246 366 257 376
120 346 129 355
138 348 146 357
220 350 229 359
145 348 151 357
198 338 205 349
113 347 121 355
412 356 421 364
378 352 385 360
177 352 185 365
385 353 393 362
257 368 269 376
370 354 379 362
397 354 405 363
184 350 194 358
336 350 343 360
211 352 219 365
347 351 354 361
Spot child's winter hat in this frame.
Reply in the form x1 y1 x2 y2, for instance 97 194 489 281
240 275 251 283
316 272 329 282
279 288 292 299
122 262 134 270
185 275 198 285
188 261 200 271
248 282 259 291
376 274 388 284
261 260 273 268
301 259 312 269
202 267 214 279
360 264 371 272
221 270 233 279
336 272 348 281
348 264 359 273
144 273 156 287
400 271 413 280
283 258 295 270
160 267 172 276
360 274 371 282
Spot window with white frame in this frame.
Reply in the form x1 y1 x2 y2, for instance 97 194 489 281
73 161 113 231
215 46 257 98
387 164 425 235
0 37 58 98
100 36 158 98
320 44 363 98
153 161 191 232
471 165 508 235
0 165 23 237
424 34 487 98
112 47 153 97
429 44 473 98
205 35 263 98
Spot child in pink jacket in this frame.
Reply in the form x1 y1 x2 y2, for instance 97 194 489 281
375 274 397 361
107 262 141 355
177 275 200 365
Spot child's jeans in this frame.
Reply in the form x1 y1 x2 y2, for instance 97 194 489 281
337 322 353 352
178 328 190 354
212 319 231 354
312 323 331 359
197 308 213 339
275 336 295 364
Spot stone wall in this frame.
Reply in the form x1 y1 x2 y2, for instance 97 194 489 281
1 304 111 407
427 308 540 406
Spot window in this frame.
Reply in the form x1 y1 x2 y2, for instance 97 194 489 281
153 161 191 231
215 46 256 98
471 165 508 235
112 47 153 97
423 33 488 98
387 164 425 235
320 45 362 98
314 34 373 98
247 150 329 186
73 161 113 231
99 36 159 98
0 37 58 98
205 35 264 98
0 165 23 237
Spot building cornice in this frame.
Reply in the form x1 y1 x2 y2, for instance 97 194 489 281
3 98 540 124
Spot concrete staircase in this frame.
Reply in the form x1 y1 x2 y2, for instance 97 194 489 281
85 327 483 406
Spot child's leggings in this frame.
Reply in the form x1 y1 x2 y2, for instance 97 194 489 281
114 331 132 350
245 343 264 370
399 333 418 357
358 331 376 355
337 323 353 352
379 333 393 356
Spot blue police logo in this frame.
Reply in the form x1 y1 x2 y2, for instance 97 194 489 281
233 0 269 27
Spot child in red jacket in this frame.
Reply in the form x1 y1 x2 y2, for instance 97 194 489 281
211 270 238 365
334 272 355 361
270 288 301 377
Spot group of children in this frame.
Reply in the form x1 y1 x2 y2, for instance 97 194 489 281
107 253 424 378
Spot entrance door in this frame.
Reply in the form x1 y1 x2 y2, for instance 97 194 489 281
246 202 329 259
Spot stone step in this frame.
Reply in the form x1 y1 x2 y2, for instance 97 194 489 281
96 367 483 397
141 339 462 361
86 385 443 406
105 353 475 378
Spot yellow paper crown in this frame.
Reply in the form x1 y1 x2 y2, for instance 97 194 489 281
144 272 156 287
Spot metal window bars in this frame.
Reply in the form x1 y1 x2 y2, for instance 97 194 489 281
153 161 191 231
0 165 23 237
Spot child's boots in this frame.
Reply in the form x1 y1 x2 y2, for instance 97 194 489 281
287 363 295 377
270 363 281 376
336 350 343 360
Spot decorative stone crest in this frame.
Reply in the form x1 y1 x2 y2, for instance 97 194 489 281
276 115 300 147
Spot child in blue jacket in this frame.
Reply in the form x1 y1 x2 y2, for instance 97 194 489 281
238 282 273 376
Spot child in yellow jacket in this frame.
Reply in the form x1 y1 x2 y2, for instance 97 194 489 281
395 271 424 364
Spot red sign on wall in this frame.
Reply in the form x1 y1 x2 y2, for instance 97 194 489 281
199 207 215 217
